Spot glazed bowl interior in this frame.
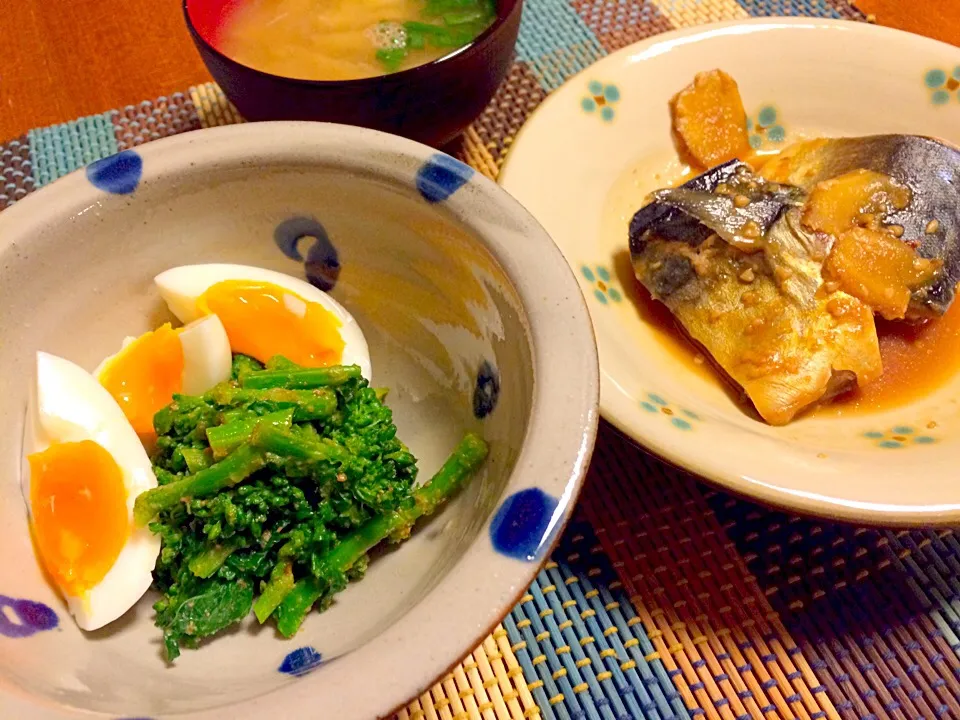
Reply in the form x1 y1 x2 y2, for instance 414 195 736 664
0 123 597 719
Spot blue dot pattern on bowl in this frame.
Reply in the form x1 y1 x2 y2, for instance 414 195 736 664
279 646 323 677
85 150 143 195
490 488 560 562
0 595 58 638
416 154 475 204
274 216 340 292
473 360 501 419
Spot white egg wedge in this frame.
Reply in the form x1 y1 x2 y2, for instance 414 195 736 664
154 263 371 381
21 352 161 631
95 315 233 438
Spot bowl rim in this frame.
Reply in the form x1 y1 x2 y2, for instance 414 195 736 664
182 0 523 88
0 121 599 718
498 16 960 528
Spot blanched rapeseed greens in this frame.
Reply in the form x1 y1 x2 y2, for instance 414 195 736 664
135 354 487 661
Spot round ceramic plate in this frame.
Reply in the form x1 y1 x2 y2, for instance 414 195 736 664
500 18 960 525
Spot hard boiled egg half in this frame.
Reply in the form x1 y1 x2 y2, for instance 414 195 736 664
94 315 233 441
22 352 161 631
155 264 372 380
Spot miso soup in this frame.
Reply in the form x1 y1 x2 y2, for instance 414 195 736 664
220 0 497 81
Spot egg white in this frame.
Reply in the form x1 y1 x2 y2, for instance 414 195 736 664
94 314 233 398
22 352 160 631
154 263 372 380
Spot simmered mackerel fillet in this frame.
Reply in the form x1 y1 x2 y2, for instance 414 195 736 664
629 162 886 425
759 135 960 317
632 68 960 425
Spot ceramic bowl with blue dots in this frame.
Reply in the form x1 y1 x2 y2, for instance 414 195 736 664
502 18 960 526
0 121 599 719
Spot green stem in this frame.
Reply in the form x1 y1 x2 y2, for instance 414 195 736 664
212 387 337 422
251 424 350 464
322 433 487 571
265 355 300 371
188 540 242 579
443 8 484 24
270 433 488 637
205 408 294 459
241 365 362 390
231 354 264 382
253 559 295 623
180 447 211 473
134 444 265 527
275 577 324 638
218 408 249 425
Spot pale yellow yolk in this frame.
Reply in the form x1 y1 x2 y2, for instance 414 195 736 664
28 440 129 597
196 280 345 367
99 324 184 439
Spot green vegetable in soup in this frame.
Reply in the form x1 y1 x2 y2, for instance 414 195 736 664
145 354 488 661
374 0 497 73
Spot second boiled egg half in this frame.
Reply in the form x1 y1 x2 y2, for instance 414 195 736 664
154 264 372 381
95 315 233 440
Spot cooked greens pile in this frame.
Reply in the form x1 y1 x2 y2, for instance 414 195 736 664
133 354 488 661
375 0 497 72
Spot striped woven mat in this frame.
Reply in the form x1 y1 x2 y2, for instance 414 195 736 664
4 1 960 718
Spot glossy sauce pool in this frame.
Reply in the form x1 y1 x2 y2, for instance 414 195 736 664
622 273 960 416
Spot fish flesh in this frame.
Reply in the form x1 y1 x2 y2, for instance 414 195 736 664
628 160 886 425
629 135 960 425
630 137 960 423
759 135 960 316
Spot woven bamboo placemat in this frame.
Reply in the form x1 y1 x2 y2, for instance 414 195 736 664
3 1 959 718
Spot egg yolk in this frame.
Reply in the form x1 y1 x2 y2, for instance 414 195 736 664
28 440 129 597
197 280 345 367
99 324 184 438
